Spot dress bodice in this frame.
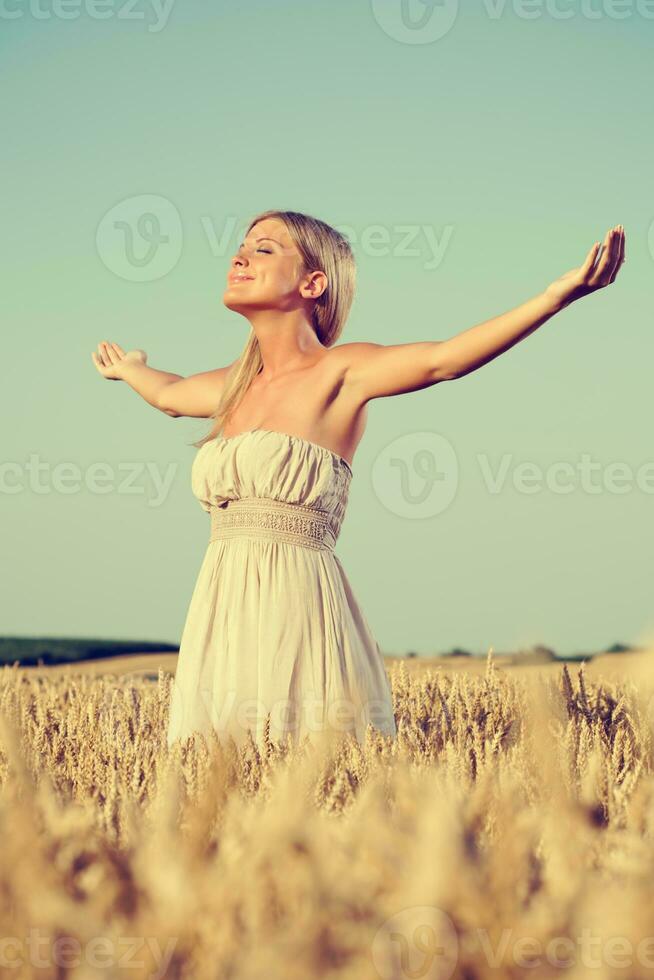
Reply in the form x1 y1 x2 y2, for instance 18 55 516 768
191 428 353 543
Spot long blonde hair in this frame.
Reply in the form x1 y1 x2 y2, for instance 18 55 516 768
191 209 356 449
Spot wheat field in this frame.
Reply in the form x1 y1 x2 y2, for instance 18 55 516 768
1 651 654 979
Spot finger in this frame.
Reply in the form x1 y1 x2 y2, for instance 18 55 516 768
604 226 623 282
608 226 625 283
111 342 126 356
590 228 613 276
91 352 106 373
601 225 622 286
589 228 616 285
100 341 118 365
96 343 109 366
581 241 601 277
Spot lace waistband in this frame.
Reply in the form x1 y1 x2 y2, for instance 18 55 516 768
209 497 337 551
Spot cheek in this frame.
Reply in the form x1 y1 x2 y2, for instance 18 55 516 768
269 266 297 291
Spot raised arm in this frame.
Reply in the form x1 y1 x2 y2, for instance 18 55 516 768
91 341 236 418
342 225 625 403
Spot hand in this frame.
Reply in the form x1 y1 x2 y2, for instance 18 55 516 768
544 225 625 310
91 341 147 380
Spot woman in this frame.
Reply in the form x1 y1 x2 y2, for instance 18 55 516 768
92 210 625 748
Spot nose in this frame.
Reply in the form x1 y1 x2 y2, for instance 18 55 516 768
232 244 250 269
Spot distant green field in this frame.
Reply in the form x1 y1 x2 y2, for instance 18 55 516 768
0 637 639 669
0 637 179 668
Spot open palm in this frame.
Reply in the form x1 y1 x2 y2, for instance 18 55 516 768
91 342 147 381
545 225 625 310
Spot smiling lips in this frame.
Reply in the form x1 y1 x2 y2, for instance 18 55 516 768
228 274 254 285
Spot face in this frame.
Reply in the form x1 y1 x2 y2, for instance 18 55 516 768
223 217 325 317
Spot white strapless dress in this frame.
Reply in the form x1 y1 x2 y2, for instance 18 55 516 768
166 428 397 748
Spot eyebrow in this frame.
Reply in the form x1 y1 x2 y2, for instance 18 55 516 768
238 236 283 248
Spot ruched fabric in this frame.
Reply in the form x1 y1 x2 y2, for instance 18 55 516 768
166 428 397 748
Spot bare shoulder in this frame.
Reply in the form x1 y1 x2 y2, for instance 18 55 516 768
323 342 384 387
323 341 392 389
327 341 382 369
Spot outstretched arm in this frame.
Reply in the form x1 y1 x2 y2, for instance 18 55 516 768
91 341 236 418
343 225 625 402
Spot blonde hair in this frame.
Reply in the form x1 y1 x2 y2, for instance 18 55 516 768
191 209 356 449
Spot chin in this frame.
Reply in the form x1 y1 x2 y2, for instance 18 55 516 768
222 293 247 314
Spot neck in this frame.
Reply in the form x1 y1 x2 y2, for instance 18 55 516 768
247 310 324 379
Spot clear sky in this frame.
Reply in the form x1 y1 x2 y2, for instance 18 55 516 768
2 0 652 656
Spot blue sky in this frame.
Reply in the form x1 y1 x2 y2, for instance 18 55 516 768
2 0 652 655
